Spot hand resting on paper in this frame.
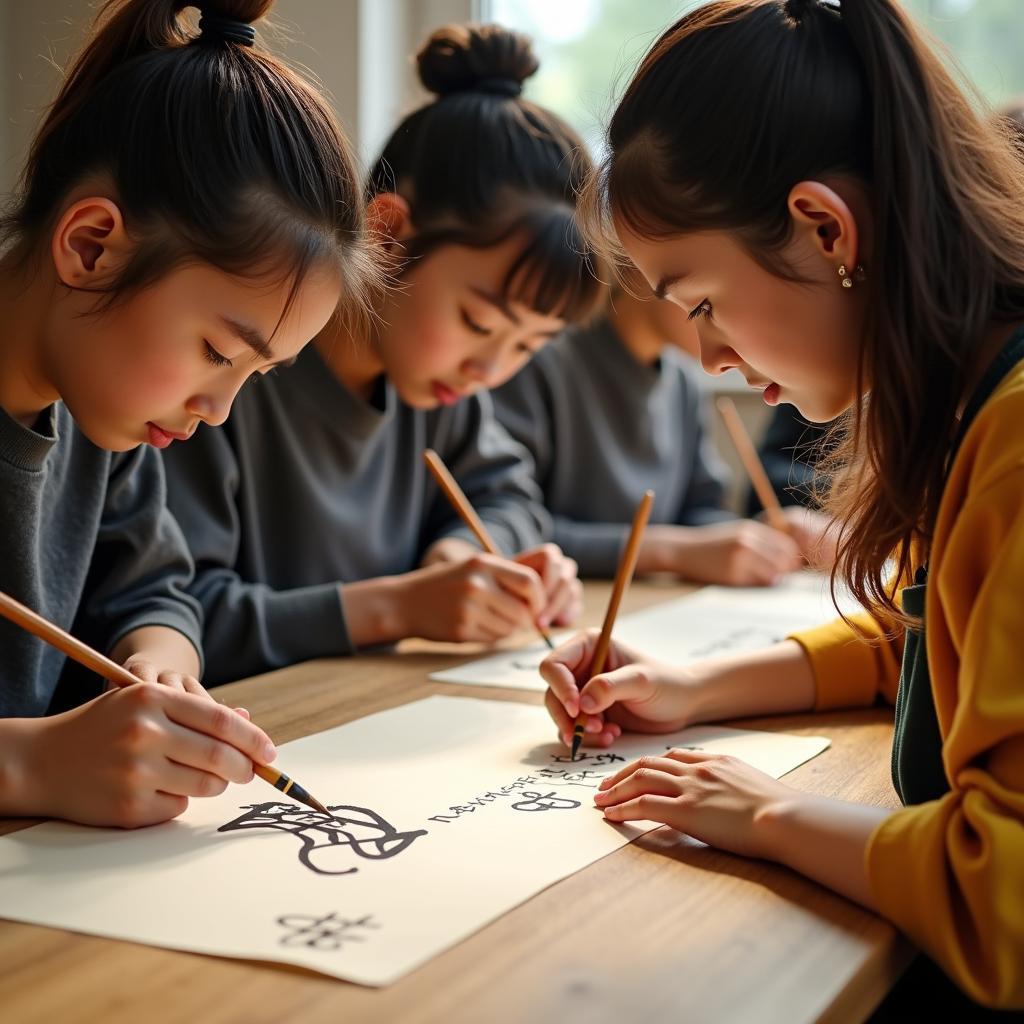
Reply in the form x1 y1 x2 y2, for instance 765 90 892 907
540 632 887 903
593 747 799 859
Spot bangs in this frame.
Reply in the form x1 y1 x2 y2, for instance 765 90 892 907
499 204 605 325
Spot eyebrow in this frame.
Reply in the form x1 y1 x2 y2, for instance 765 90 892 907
470 286 520 326
469 286 563 339
220 315 275 362
653 273 688 300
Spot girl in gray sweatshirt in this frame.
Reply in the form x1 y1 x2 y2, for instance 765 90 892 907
0 0 375 826
162 23 604 684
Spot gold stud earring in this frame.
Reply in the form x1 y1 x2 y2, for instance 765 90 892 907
838 264 865 289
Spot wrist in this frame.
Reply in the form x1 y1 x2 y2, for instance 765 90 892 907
340 576 411 648
0 717 48 817
421 537 478 567
751 791 811 864
111 626 201 678
638 527 682 574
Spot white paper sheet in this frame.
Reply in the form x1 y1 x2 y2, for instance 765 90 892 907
430 571 861 690
0 696 829 986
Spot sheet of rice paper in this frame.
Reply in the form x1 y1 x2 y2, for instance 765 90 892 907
0 695 829 986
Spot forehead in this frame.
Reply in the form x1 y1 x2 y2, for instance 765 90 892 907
423 238 568 330
613 220 753 293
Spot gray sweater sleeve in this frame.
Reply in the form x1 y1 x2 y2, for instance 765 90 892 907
423 391 551 557
496 356 629 577
550 519 629 579
162 426 348 685
75 446 204 668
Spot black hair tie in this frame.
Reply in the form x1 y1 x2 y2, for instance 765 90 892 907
475 77 523 98
198 12 257 47
785 0 840 20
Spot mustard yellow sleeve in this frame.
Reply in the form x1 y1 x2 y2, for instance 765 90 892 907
787 608 902 711
866 468 1024 1008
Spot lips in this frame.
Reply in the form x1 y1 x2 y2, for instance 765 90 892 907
431 381 464 406
146 423 192 448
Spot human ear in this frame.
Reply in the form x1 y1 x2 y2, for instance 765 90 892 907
50 197 132 289
365 192 414 250
787 180 861 273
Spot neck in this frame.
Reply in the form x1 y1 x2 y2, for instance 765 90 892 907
607 291 666 366
0 251 61 425
313 312 386 401
959 318 1024 413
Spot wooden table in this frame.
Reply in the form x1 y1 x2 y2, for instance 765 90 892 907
0 581 911 1023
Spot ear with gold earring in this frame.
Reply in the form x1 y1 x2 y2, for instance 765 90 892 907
838 263 866 289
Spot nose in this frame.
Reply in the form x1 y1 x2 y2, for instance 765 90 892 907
186 384 236 428
461 348 505 388
698 335 741 376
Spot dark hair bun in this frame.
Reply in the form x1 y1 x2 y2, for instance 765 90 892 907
416 23 539 98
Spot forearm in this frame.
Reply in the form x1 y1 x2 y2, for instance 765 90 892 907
0 718 42 817
688 639 817 723
757 793 894 909
110 625 201 678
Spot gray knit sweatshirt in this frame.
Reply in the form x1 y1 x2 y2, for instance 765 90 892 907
493 318 732 578
161 343 550 684
0 403 203 718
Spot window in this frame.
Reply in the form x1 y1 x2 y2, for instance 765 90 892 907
484 0 1024 154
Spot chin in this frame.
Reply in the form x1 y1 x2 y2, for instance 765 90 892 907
397 385 437 410
77 422 142 452
790 394 851 425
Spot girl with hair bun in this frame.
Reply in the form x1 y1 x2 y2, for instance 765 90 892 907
542 0 1024 1007
163 23 604 684
0 0 375 827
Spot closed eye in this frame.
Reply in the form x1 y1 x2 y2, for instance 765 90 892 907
204 340 233 368
687 299 713 322
460 309 491 336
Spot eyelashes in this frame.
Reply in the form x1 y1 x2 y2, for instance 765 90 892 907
204 341 232 368
460 309 491 336
687 299 713 322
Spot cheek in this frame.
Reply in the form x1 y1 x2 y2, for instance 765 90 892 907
383 292 463 376
78 305 195 407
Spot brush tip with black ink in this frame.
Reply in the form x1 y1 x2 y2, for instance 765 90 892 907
255 764 330 815
570 723 585 762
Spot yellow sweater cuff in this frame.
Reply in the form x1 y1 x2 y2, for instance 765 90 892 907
788 614 889 710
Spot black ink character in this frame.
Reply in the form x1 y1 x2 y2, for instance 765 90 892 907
537 768 604 788
665 744 705 752
510 790 582 812
218 802 427 876
550 751 626 766
277 911 379 951
510 656 545 671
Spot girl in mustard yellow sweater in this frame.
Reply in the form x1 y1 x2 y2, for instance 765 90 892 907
543 0 1024 1009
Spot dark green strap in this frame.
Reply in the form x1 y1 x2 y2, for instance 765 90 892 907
892 327 1024 805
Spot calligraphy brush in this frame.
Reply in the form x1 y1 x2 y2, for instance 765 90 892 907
0 588 330 815
570 490 653 761
423 447 556 650
715 397 789 535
